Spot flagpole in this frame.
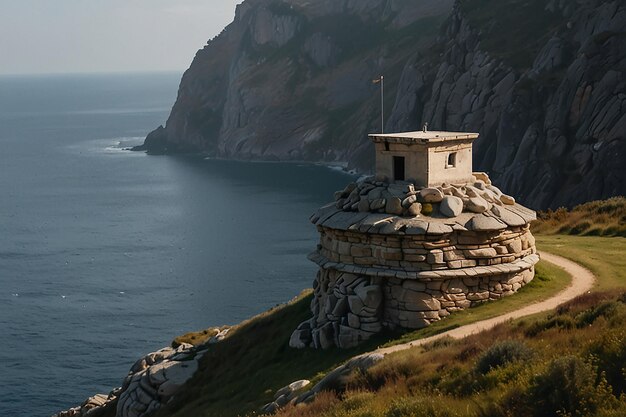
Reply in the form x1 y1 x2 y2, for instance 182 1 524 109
373 75 384 133
380 75 384 133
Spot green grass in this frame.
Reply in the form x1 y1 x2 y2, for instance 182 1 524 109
154 257 572 417
536 235 626 291
155 291 390 417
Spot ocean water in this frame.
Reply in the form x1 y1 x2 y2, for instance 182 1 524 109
0 73 353 416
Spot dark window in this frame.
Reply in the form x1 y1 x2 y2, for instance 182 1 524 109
384 141 390 151
447 152 457 168
393 156 405 181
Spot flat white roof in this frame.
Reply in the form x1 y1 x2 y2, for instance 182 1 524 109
369 131 479 143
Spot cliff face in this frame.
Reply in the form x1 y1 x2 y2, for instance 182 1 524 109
389 0 626 209
139 0 454 163
139 0 625 209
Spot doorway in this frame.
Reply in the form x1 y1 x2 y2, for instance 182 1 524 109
393 156 405 181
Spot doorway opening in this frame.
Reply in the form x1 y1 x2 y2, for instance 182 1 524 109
393 156 405 181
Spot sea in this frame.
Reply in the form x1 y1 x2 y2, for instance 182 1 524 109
0 72 353 416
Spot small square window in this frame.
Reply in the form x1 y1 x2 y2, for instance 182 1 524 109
446 152 457 168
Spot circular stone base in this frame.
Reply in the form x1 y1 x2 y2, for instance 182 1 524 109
291 258 537 349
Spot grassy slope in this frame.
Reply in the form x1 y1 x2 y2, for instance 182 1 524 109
155 292 388 417
272 234 626 417
276 290 626 417
536 235 626 291
532 197 626 238
156 199 626 417
156 259 573 417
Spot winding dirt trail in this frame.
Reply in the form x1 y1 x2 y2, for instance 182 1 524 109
375 251 596 356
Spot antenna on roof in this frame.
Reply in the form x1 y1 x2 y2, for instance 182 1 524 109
422 122 429 133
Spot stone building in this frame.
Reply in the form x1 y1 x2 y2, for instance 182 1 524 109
290 130 539 349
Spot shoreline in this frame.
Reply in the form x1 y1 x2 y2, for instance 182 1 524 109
126 146 363 177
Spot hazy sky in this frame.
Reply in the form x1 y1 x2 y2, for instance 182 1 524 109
0 0 242 75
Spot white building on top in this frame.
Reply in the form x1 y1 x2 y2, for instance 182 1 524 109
368 130 479 187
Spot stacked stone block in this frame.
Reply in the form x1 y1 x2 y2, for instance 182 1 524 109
290 173 539 349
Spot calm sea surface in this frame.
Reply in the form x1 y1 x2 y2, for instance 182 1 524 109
0 73 353 416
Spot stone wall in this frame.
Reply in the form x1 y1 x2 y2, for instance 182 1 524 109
290 225 538 349
317 224 536 272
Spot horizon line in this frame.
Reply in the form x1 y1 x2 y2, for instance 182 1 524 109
0 69 187 78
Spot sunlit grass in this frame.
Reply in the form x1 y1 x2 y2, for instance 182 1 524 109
533 197 626 237
536 235 626 291
154 207 626 417
276 291 626 417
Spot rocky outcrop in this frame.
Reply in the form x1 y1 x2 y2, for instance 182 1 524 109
261 353 384 413
52 328 230 417
134 0 455 169
389 0 626 209
136 0 625 209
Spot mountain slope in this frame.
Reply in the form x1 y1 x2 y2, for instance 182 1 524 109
137 0 454 161
136 0 625 209
390 0 626 209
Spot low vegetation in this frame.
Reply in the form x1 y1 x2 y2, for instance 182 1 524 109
275 291 626 417
154 260 571 417
536 235 626 291
155 292 387 417
532 197 626 237
156 201 625 417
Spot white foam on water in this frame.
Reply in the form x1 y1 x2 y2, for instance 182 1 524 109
67 137 146 156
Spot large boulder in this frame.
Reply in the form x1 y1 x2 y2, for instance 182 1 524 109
440 196 464 217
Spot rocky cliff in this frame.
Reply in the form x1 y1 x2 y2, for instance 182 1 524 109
136 0 625 209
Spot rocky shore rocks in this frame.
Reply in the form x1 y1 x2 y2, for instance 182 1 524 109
261 353 384 414
52 327 230 417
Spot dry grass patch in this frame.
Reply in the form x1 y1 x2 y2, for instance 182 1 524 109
276 291 626 417
533 197 626 237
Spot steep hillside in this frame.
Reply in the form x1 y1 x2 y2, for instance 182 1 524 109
390 0 626 209
136 0 625 209
136 0 454 161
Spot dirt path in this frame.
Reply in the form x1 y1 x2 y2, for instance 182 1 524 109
375 251 596 356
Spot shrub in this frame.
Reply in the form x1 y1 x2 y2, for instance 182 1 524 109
524 316 575 337
421 203 433 216
385 396 465 417
532 197 626 237
556 292 614 315
475 340 533 374
588 330 626 396
527 356 616 417
575 301 621 327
